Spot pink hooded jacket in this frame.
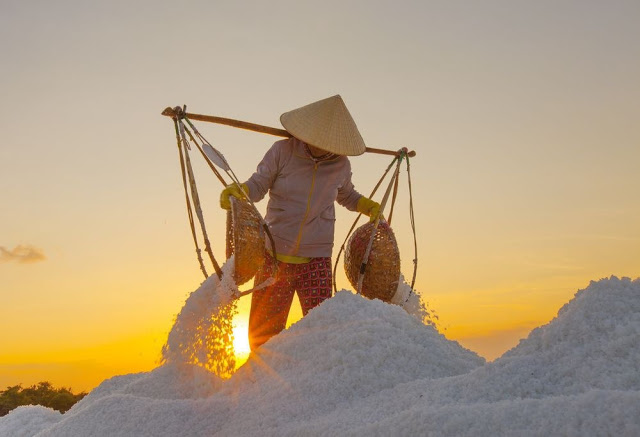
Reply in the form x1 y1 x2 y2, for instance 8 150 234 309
244 137 363 258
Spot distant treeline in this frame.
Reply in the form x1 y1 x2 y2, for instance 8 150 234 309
0 382 87 416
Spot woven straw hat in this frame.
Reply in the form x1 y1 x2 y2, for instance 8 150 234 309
280 95 366 156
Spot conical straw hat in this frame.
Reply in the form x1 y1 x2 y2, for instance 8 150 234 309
280 95 366 156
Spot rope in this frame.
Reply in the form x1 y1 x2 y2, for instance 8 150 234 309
178 120 224 279
182 122 228 186
332 149 416 299
356 152 405 295
406 156 418 293
173 118 209 279
387 162 401 225
332 155 399 293
181 115 279 267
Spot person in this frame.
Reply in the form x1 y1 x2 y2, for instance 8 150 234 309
220 95 380 350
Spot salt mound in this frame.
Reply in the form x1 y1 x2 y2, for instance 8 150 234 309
376 276 640 406
312 389 640 437
2 277 639 436
232 290 483 398
30 365 227 436
35 391 219 437
0 406 61 437
503 276 640 393
269 277 640 436
103 363 222 400
181 290 484 436
69 373 145 412
446 275 640 403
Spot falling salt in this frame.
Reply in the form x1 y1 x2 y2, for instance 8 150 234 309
161 256 240 378
391 274 438 327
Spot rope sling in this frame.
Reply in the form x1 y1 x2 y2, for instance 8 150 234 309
172 116 221 279
333 149 418 301
163 106 418 300
169 107 278 292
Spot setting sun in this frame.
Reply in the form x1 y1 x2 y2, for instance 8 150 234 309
233 320 251 363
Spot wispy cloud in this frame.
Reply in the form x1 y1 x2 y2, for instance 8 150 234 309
0 245 47 264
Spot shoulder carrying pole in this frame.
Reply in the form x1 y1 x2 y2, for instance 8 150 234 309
162 107 416 158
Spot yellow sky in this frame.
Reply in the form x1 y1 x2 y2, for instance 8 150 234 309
1 1 639 391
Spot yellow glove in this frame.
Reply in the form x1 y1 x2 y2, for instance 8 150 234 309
357 196 382 223
220 183 249 210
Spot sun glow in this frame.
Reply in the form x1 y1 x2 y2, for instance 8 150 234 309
232 321 251 363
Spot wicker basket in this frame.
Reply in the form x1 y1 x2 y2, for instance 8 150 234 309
344 221 400 302
226 197 265 285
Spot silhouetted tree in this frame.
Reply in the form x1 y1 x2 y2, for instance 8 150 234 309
0 382 86 416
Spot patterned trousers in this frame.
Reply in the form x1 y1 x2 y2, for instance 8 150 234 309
249 252 333 350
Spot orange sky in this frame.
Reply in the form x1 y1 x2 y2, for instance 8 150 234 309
1 0 639 392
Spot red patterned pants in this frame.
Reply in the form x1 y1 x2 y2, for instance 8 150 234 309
249 253 333 350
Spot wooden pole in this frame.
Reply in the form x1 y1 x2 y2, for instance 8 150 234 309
162 106 416 158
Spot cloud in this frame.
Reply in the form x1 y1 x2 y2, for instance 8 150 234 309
0 245 47 264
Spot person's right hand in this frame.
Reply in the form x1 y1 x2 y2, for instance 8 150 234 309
219 183 249 210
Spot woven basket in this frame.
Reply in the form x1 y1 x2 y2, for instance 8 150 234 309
226 197 265 285
344 221 400 302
